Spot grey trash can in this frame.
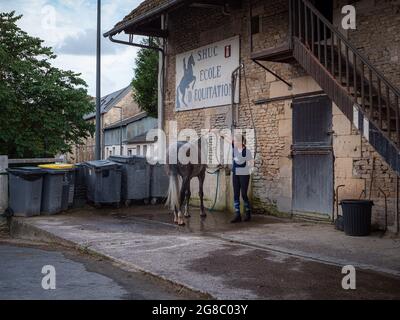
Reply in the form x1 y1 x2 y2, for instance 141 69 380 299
150 164 169 201
72 163 87 208
7 167 45 217
41 169 66 215
108 156 150 204
62 169 76 210
85 160 122 206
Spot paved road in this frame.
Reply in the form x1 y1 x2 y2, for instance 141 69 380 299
0 243 202 300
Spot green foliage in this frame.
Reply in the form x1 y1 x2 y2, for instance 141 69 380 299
0 11 95 158
131 37 159 118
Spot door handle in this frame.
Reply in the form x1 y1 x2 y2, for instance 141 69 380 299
326 130 335 136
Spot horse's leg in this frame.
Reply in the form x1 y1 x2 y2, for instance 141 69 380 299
184 187 191 218
178 178 190 226
174 205 178 224
199 170 206 217
182 90 187 107
192 76 197 90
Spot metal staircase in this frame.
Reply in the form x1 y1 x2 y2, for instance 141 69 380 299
289 0 400 174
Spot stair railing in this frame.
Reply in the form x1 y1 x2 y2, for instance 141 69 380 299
289 0 400 147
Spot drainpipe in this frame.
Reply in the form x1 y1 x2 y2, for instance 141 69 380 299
231 63 244 130
397 175 399 234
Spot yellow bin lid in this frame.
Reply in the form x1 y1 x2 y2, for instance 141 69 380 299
39 164 75 170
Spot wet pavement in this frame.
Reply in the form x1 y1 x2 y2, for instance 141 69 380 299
9 204 400 299
0 242 204 300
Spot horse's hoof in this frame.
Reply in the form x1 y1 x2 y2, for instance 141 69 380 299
178 222 186 226
200 213 207 218
184 214 191 218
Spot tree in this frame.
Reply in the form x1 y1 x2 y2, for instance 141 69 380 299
131 37 159 117
0 11 95 158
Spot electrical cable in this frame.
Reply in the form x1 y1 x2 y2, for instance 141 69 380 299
241 64 258 159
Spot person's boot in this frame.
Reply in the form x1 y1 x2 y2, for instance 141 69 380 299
230 213 242 223
231 202 241 223
243 202 252 222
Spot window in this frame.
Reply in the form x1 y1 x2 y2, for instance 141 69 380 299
128 149 132 156
137 145 141 156
143 145 148 157
112 147 115 155
121 146 124 156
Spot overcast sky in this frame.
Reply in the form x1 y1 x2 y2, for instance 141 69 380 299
0 0 143 96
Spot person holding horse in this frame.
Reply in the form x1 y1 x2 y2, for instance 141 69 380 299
221 132 254 223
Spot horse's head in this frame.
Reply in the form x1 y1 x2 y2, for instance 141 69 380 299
188 54 195 67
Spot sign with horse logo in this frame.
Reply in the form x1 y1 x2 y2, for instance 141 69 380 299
175 36 240 111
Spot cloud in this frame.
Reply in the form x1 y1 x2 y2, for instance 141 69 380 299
0 0 143 96
56 29 124 56
52 46 139 96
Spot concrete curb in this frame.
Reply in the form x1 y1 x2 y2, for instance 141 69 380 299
10 218 214 299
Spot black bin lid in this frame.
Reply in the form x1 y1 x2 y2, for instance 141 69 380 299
340 199 374 206
7 167 45 180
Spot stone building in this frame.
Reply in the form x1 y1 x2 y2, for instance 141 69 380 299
105 0 400 233
104 112 158 158
69 85 143 162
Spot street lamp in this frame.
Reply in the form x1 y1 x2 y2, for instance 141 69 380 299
114 107 123 155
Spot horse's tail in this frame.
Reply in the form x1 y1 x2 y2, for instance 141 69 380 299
166 166 180 211
176 87 180 109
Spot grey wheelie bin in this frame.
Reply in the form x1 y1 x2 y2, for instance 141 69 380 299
7 167 45 217
39 164 76 212
108 156 150 205
63 168 76 210
150 164 169 203
72 163 87 208
85 160 122 207
40 168 65 215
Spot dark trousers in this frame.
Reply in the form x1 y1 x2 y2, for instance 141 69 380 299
232 174 251 215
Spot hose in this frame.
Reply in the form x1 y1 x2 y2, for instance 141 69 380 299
203 61 258 212
241 63 258 159
205 168 220 212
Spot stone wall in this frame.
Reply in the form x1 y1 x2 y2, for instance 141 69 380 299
103 89 141 127
334 0 400 88
163 0 399 229
331 0 400 230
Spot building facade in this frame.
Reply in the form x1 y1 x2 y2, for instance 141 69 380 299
69 86 143 162
104 112 158 158
106 0 400 233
